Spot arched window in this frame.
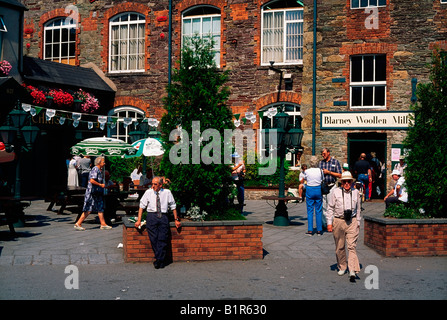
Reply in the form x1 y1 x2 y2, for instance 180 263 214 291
261 0 303 66
182 6 221 67
107 106 145 142
109 12 146 73
44 17 77 65
260 103 302 168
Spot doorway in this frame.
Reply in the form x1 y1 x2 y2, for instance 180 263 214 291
348 133 386 199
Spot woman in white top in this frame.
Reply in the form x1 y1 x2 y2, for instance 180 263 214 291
303 156 323 236
67 157 79 187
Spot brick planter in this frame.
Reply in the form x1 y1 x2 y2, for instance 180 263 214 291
123 217 263 263
364 216 447 257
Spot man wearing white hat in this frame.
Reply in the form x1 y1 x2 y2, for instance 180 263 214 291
384 169 408 208
326 171 362 282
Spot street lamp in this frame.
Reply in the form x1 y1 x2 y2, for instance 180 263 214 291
263 105 304 226
0 103 40 199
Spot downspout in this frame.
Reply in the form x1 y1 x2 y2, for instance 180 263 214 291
168 0 172 90
312 0 317 155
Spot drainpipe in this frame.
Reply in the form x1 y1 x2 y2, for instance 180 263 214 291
168 0 172 89
312 0 317 155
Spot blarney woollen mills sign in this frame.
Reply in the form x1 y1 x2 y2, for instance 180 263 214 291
320 111 413 130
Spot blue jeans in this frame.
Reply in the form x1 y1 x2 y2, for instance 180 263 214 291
306 185 323 232
357 174 369 200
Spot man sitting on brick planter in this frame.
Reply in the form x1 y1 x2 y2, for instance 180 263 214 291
384 170 408 209
134 176 181 269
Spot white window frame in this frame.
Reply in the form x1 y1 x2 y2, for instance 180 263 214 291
43 18 77 65
441 0 447 4
351 0 387 9
261 4 304 66
108 12 146 73
350 54 387 109
107 106 145 143
182 8 221 68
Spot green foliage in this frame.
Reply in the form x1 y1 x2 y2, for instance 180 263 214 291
243 151 290 187
107 156 141 183
384 203 424 219
160 37 236 218
403 49 447 218
285 169 302 188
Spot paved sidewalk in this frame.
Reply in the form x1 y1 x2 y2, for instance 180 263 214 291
0 199 446 300
0 199 383 266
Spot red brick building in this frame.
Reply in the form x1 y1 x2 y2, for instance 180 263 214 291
5 0 447 196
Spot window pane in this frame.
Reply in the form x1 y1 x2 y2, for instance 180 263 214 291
45 30 52 43
192 18 201 34
351 56 362 82
363 56 374 82
352 87 362 106
363 86 373 106
361 0 369 7
352 0 360 8
54 29 60 42
61 28 69 42
370 0 377 6
61 43 68 57
375 55 386 81
203 17 211 34
374 86 385 106
45 45 52 59
378 0 386 5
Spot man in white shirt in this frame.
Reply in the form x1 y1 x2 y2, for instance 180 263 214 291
384 170 408 208
135 176 181 268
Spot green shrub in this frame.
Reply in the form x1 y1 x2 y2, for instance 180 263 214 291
403 49 447 218
384 203 424 219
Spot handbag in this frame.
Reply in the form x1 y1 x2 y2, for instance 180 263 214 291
321 170 330 195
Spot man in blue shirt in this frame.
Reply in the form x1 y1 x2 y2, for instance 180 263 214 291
320 148 342 230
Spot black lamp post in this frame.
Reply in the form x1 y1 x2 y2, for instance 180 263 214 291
264 105 304 226
0 104 40 199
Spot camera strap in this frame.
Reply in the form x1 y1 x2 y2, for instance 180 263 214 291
342 188 353 212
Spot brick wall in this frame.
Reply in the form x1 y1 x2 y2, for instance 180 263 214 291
123 218 264 262
364 216 447 257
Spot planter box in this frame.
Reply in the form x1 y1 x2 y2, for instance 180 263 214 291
123 217 263 263
245 186 278 200
364 215 447 257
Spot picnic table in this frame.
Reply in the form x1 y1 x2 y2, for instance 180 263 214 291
46 186 86 215
0 196 38 235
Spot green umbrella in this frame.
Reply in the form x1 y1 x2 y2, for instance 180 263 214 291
71 136 137 157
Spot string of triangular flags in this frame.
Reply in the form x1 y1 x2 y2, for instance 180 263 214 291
233 107 278 127
21 102 279 130
21 102 160 131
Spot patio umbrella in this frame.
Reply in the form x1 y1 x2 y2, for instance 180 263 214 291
129 137 164 157
125 138 164 177
71 136 137 157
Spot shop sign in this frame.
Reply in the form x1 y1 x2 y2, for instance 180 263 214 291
320 111 413 130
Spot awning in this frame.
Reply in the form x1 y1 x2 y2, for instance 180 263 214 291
22 56 116 95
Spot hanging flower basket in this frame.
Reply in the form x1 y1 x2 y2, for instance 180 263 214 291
0 60 12 76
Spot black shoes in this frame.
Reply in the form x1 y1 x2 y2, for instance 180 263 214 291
153 260 165 269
